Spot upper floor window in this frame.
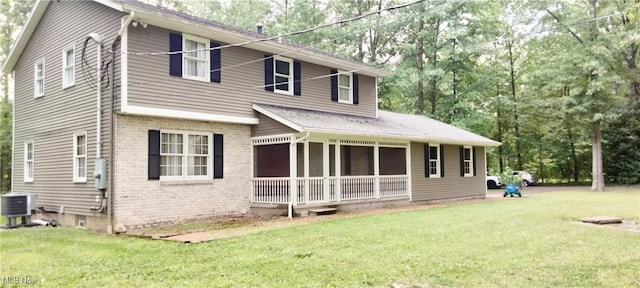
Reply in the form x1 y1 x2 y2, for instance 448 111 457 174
34 58 45 97
73 132 87 183
338 71 352 103
463 146 473 177
274 56 293 95
160 131 212 180
169 33 220 83
183 35 209 81
24 141 34 182
331 69 359 104
62 45 75 88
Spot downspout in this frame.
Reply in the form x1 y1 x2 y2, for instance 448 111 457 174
288 131 310 218
106 13 135 234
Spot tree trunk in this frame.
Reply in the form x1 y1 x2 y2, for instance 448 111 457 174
1 74 8 192
507 39 522 170
452 38 457 119
591 116 605 190
538 146 543 184
496 84 504 173
429 18 441 115
566 115 579 183
589 0 605 191
416 15 425 113
624 43 639 110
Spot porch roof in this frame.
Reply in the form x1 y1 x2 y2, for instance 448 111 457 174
253 104 501 147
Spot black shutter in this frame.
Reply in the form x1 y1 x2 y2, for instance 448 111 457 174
440 144 445 177
293 61 301 96
459 146 464 177
214 134 223 179
264 55 274 91
424 144 429 178
169 33 182 77
352 74 359 104
472 147 477 176
148 130 160 180
330 69 338 102
210 41 221 83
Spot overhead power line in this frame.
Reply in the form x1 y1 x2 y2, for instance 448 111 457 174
124 0 427 56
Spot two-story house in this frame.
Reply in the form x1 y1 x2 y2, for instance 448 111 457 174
3 0 500 233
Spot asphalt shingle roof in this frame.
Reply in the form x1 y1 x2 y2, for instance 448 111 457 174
254 104 501 147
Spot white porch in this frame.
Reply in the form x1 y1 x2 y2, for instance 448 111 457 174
251 134 411 206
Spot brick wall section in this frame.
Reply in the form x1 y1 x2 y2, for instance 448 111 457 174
113 114 251 228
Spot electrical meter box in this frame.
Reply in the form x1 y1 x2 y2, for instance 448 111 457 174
94 159 107 190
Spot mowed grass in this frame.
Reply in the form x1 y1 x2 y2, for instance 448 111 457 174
1 191 639 287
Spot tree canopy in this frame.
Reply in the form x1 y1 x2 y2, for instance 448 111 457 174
2 0 639 191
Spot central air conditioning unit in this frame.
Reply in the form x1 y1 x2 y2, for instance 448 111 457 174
1 192 36 217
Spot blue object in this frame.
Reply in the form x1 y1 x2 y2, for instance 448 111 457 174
504 184 522 197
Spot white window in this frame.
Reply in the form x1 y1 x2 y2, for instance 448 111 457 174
24 141 34 182
274 56 293 95
73 132 87 182
428 144 440 178
338 71 352 103
160 131 212 180
463 146 473 177
34 58 45 97
62 45 75 88
182 35 209 81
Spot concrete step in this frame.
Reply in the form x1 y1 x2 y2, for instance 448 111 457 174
308 208 338 216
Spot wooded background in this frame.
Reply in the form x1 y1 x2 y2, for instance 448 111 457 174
1 0 638 192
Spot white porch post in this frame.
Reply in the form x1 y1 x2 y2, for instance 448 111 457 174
289 136 297 206
303 140 309 204
336 142 341 202
406 142 412 201
374 142 380 199
323 140 330 201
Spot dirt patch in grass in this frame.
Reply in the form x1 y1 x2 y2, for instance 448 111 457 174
126 197 501 242
574 220 640 232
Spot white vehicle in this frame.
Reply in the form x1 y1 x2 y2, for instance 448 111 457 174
486 175 502 189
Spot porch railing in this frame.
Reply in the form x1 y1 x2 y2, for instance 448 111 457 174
252 177 290 204
379 175 409 197
251 175 409 205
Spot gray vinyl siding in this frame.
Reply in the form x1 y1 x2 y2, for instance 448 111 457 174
410 143 486 201
126 25 377 119
251 113 296 137
12 1 124 215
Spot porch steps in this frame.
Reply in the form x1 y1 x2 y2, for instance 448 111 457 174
308 208 338 216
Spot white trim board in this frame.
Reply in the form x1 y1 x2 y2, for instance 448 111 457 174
122 105 259 125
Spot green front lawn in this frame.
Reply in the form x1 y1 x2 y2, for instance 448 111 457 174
1 191 639 287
